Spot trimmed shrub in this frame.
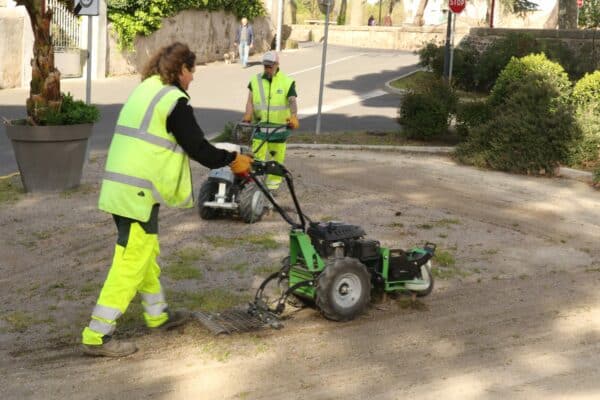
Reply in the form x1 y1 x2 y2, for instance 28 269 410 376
398 78 458 140
572 70 600 106
489 53 572 106
455 100 493 139
456 77 580 175
475 32 539 92
568 71 600 168
417 40 480 91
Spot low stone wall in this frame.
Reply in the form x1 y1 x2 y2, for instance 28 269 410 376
108 10 274 76
290 24 470 52
467 28 600 72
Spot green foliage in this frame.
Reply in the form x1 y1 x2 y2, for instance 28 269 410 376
572 70 600 106
456 77 580 175
489 53 572 106
594 167 600 186
455 100 493 139
417 40 480 91
43 93 100 125
398 78 458 140
578 0 600 28
107 0 266 49
568 71 600 168
475 32 539 92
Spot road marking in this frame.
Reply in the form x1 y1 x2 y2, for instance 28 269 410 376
298 89 388 117
288 54 366 76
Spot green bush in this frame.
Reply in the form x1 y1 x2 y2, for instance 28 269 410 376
398 78 457 140
489 53 571 106
416 40 480 91
456 77 580 175
568 71 600 168
572 70 600 106
455 100 493 139
475 32 539 92
43 93 100 125
108 0 266 49
594 167 600 186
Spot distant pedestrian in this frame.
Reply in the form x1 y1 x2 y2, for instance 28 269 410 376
368 15 376 26
235 17 254 68
383 14 392 26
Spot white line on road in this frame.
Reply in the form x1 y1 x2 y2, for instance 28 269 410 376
288 54 367 76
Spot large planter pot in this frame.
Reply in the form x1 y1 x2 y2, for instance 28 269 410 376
5 123 93 192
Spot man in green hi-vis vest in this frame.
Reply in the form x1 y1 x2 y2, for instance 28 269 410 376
81 42 252 357
243 51 299 191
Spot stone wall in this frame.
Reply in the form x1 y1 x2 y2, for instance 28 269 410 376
467 28 600 72
108 10 274 76
289 24 470 52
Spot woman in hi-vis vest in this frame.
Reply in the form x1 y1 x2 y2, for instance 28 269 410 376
243 51 299 192
81 42 252 357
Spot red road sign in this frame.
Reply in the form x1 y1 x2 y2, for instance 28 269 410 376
449 0 466 13
577 0 584 8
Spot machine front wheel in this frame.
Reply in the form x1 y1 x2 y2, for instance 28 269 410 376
405 261 434 297
239 182 267 223
197 180 219 220
316 257 371 321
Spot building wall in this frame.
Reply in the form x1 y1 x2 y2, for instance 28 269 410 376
107 10 274 76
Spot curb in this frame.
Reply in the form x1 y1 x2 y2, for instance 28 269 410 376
287 143 594 184
287 143 453 155
383 68 427 96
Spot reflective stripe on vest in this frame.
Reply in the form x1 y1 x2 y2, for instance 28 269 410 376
251 72 293 124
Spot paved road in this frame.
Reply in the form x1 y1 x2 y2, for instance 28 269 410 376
0 44 419 176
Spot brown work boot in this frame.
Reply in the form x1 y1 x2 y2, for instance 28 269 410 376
81 337 137 357
155 310 191 331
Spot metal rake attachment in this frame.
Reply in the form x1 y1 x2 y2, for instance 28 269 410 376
193 304 282 335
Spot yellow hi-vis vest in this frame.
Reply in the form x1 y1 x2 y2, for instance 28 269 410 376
98 75 193 222
250 71 294 142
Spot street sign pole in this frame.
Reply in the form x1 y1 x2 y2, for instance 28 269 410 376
442 10 452 81
448 10 456 84
315 0 332 136
86 16 92 105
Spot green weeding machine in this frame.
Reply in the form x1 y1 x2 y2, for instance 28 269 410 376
194 159 436 334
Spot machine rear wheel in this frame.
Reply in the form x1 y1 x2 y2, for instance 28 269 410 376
197 180 219 220
316 257 371 321
239 182 266 223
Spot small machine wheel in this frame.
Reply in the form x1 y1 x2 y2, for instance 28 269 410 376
239 182 266 223
316 257 371 321
406 261 435 297
197 180 219 220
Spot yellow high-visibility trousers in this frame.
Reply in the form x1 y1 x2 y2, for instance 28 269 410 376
252 139 287 190
82 221 168 345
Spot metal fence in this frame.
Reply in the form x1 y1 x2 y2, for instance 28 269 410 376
49 0 80 50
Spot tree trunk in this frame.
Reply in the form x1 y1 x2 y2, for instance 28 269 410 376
558 0 578 29
338 0 348 25
413 0 429 26
16 0 62 124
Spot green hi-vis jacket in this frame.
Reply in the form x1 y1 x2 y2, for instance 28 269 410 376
98 75 193 222
250 71 294 142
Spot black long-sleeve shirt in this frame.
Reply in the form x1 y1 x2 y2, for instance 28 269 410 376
166 95 235 169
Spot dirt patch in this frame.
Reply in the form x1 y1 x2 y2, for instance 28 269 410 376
1 148 599 399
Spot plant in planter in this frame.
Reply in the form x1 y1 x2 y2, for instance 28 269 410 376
4 0 99 192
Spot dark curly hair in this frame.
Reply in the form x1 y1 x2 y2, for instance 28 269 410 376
141 42 196 85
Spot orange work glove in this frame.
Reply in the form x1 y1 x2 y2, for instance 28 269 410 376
230 153 253 175
287 115 299 130
242 112 253 123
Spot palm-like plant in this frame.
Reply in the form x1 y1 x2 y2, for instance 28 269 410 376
15 0 74 125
